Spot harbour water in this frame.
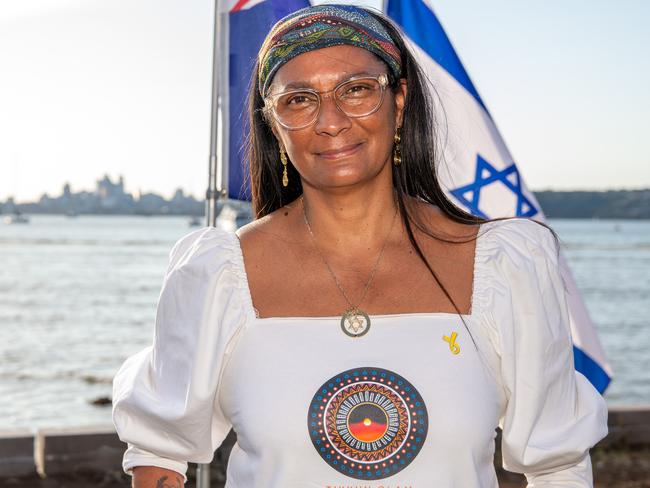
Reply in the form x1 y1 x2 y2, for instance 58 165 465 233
1 215 648 430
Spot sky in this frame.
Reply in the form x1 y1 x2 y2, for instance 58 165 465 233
0 0 648 202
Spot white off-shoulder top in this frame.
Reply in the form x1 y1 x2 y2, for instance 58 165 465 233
112 218 608 487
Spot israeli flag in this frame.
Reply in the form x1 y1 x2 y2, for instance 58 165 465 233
386 0 612 393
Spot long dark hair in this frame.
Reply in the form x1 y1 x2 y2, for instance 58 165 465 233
245 8 557 343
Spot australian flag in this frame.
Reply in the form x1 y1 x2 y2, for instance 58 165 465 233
223 0 310 201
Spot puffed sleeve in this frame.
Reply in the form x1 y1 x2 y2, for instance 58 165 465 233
481 219 608 486
111 226 252 482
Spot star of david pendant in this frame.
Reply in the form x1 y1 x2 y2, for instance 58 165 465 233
340 308 371 338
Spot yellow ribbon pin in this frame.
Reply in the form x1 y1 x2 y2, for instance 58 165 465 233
443 331 460 355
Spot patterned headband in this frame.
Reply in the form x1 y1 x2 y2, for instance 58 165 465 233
258 5 402 96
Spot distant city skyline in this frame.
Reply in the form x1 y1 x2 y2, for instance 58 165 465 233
1 173 204 216
4 173 205 204
1 0 649 201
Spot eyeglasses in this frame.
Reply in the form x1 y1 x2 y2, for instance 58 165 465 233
263 74 389 130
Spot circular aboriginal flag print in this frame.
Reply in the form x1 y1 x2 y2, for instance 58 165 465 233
307 367 428 480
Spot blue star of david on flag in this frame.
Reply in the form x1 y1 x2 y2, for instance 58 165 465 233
450 154 539 219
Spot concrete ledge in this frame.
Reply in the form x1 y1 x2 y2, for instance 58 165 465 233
0 428 36 478
599 404 650 449
35 425 124 478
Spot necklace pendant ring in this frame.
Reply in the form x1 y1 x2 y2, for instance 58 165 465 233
341 308 371 337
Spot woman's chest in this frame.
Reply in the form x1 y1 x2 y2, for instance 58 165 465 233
219 315 505 473
242 229 477 319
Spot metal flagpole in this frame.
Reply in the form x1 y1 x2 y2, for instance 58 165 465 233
198 0 229 485
205 0 229 228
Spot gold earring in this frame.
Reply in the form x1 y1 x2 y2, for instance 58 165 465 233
280 149 289 187
393 127 402 166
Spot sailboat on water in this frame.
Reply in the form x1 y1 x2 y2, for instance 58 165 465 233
3 195 30 224
3 210 29 224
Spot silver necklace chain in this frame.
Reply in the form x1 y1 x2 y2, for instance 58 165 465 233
300 196 398 312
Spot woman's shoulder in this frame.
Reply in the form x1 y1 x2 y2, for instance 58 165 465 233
473 217 563 303
235 199 304 261
408 198 479 240
167 225 242 276
163 225 255 320
478 217 560 264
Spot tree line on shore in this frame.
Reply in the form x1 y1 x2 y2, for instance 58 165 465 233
535 189 649 219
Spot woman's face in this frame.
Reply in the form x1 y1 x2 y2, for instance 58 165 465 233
267 45 406 191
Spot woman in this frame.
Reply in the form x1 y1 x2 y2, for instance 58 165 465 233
113 5 608 487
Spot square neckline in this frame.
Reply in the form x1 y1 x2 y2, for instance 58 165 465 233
232 221 491 322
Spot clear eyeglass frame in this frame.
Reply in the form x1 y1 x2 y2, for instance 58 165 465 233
263 73 390 130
